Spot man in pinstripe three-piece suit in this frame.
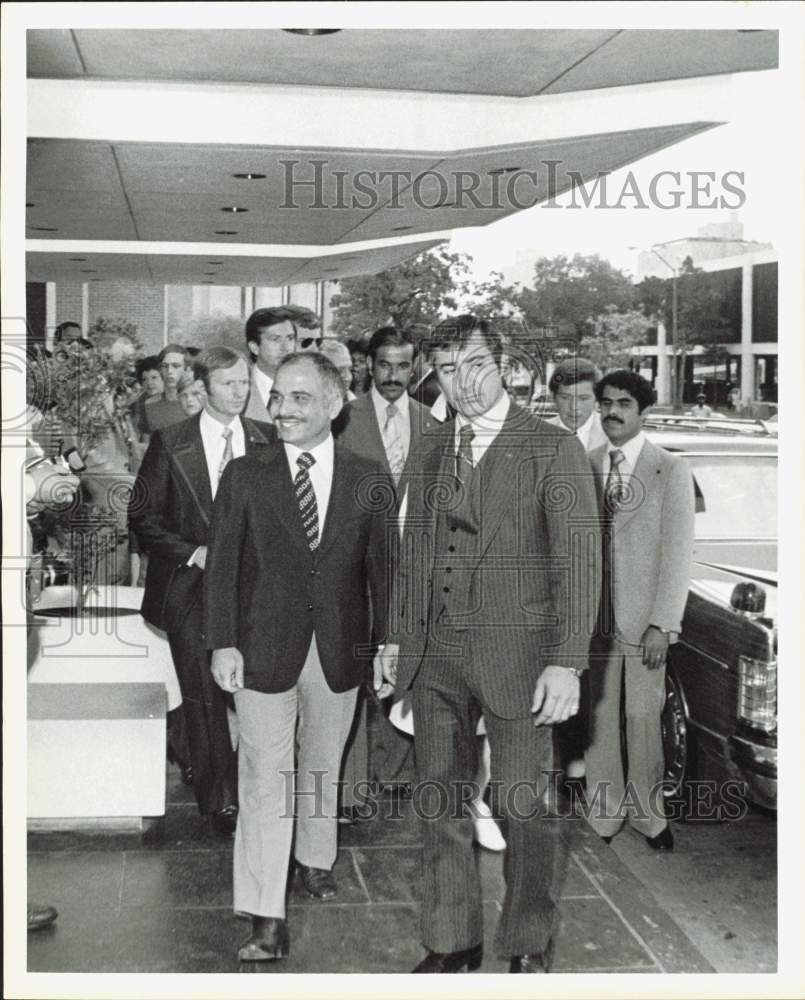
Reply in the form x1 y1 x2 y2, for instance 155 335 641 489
376 315 600 974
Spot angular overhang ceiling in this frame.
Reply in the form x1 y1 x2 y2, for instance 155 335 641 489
24 28 778 287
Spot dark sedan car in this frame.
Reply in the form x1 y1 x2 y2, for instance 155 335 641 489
644 423 778 813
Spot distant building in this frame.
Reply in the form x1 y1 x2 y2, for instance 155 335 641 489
633 217 777 407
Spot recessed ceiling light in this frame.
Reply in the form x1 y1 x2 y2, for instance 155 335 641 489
283 28 341 36
207 261 224 265
391 225 412 231
232 173 267 180
80 269 97 273
202 280 214 284
430 200 457 209
221 206 248 213
203 272 218 276
215 230 238 235
32 226 58 232
69 257 88 262
488 166 523 175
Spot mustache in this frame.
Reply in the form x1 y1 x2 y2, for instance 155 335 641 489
382 381 403 388
603 416 624 424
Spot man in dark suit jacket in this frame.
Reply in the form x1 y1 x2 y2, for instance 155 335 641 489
205 352 390 963
335 326 437 796
129 346 275 834
376 315 600 973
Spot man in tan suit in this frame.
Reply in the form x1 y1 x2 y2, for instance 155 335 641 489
585 370 694 851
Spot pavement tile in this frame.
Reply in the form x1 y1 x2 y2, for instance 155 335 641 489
121 849 233 908
27 851 125 911
351 845 421 904
553 897 657 971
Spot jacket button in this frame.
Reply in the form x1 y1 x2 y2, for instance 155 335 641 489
448 545 455 552
443 586 450 594
308 604 314 611
450 526 457 533
445 567 452 574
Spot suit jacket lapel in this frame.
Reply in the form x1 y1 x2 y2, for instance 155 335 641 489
243 417 275 453
171 416 213 526
615 438 661 532
316 444 353 558
472 403 523 559
261 443 312 555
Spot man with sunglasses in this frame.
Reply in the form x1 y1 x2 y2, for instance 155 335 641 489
287 304 323 353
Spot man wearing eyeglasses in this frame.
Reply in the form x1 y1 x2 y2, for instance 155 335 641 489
287 303 323 354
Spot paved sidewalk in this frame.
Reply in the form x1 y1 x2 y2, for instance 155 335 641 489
28 767 715 974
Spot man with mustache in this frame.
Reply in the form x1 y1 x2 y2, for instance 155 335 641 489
585 370 694 852
335 326 437 802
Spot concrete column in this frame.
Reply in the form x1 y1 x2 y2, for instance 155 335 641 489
655 320 669 404
740 261 754 402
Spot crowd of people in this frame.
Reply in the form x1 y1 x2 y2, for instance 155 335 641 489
25 305 696 972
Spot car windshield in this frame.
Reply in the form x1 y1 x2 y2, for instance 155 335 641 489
684 453 777 539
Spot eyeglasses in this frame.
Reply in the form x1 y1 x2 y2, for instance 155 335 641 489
299 337 323 350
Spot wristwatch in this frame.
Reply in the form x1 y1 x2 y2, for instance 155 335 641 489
567 667 583 679
650 625 676 638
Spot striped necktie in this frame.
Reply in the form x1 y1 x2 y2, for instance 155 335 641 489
383 402 406 486
604 448 626 515
217 426 234 484
295 452 319 551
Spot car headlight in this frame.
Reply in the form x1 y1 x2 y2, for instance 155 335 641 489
737 654 777 733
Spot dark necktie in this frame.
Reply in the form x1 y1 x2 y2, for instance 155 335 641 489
456 424 475 481
295 452 319 551
217 426 234 484
600 448 625 636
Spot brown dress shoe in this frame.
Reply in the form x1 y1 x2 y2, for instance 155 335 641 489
27 903 58 932
297 864 337 900
510 938 555 973
412 943 483 973
238 916 289 962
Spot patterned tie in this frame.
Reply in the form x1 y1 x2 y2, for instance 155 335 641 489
217 426 234 484
604 448 626 515
383 402 406 486
295 452 319 551
456 424 475 481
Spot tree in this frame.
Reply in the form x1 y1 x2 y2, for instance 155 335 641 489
578 307 651 372
328 245 470 341
516 254 636 342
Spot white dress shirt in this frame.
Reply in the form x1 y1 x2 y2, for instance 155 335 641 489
200 409 246 501
453 389 510 465
603 430 646 480
188 411 246 567
370 384 411 465
282 435 335 536
251 366 274 410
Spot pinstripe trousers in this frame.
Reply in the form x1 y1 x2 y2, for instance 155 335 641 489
410 626 560 958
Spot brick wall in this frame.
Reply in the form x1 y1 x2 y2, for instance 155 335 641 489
54 282 84 335
88 282 166 354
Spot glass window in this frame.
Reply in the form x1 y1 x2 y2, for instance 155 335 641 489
685 454 777 539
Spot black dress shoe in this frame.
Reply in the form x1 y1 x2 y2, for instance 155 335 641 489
27 903 58 932
238 916 289 962
510 938 555 973
412 943 483 973
298 864 337 900
212 805 238 837
646 826 674 851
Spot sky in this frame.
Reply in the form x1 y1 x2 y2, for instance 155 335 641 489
448 69 781 283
